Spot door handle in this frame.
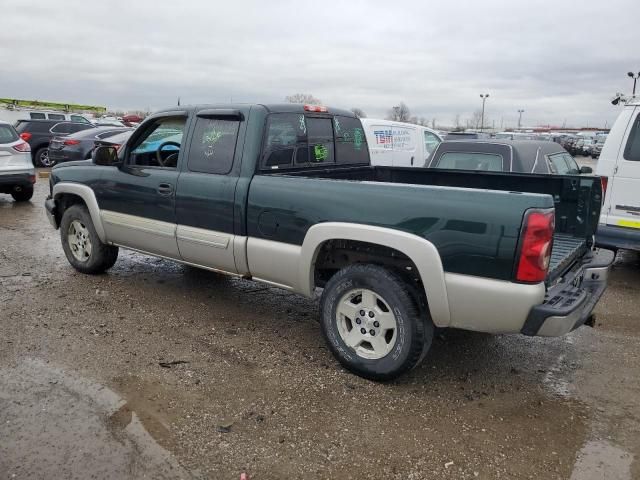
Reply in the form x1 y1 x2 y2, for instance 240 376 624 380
157 183 173 196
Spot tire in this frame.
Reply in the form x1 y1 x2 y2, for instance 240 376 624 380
34 147 54 168
320 264 433 381
60 204 119 274
11 186 33 202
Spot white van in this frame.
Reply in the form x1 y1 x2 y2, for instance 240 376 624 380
361 119 442 167
0 108 92 125
595 98 640 252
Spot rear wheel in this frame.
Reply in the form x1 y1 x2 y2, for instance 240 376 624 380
60 204 119 274
11 186 33 202
34 147 54 167
320 264 433 381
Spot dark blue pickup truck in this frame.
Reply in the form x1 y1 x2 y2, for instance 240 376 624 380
45 103 613 380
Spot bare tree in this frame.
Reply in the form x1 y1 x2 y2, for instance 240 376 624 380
386 102 411 122
471 109 483 129
285 93 321 104
351 108 366 118
453 114 462 130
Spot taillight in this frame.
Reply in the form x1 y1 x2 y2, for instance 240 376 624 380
20 132 32 142
28 175 36 184
600 176 608 201
64 139 80 146
516 209 555 283
13 141 31 152
303 104 328 112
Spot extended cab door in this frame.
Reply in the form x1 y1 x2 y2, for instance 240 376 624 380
96 113 188 258
175 109 246 274
604 107 640 228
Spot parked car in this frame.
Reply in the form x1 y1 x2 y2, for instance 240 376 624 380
591 137 606 159
45 103 613 381
48 127 131 165
426 140 592 174
0 121 35 202
360 118 442 167
596 98 640 252
14 120 95 167
444 131 490 140
93 129 134 151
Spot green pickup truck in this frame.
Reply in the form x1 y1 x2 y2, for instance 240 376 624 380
45 104 614 380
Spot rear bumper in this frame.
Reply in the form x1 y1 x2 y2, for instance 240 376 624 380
521 248 615 337
0 171 36 191
596 224 640 252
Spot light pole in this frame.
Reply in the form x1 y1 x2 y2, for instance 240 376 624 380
517 109 525 129
479 94 489 131
628 71 640 96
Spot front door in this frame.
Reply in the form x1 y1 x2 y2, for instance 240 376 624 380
96 114 188 258
175 110 245 273
607 107 640 229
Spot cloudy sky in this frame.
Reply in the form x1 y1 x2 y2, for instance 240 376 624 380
1 0 638 128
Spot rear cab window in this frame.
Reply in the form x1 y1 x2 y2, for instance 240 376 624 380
261 113 367 170
48 113 66 121
434 152 503 171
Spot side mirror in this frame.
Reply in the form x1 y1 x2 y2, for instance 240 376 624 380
580 166 593 174
93 146 120 166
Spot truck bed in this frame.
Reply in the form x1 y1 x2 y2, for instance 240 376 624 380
272 165 602 282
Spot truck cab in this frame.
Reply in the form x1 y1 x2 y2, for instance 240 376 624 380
596 99 640 252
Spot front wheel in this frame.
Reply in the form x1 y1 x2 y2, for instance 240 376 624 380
60 204 119 274
320 264 433 381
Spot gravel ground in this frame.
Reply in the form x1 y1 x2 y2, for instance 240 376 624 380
0 173 638 480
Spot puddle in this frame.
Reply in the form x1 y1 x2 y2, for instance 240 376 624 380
0 358 191 479
570 440 634 480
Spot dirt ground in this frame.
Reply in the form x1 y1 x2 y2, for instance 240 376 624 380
0 174 638 480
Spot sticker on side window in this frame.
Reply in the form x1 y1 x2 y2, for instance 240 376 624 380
313 144 328 162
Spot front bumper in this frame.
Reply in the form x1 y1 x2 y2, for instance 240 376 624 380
45 196 59 229
521 248 615 337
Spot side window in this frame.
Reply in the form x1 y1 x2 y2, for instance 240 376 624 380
562 153 579 174
188 118 240 174
29 112 46 119
51 123 72 134
129 117 186 168
423 131 441 156
334 116 368 164
71 115 89 124
263 114 307 168
624 115 640 161
548 153 571 174
69 123 94 134
48 113 65 120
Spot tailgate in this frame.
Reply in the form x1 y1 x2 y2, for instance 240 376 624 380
548 234 587 282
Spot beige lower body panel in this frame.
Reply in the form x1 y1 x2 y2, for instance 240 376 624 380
176 224 237 274
246 237 301 291
444 273 545 334
101 210 179 258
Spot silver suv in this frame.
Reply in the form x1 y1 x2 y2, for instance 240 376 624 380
0 120 35 202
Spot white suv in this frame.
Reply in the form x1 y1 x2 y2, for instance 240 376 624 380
596 98 640 251
0 121 35 202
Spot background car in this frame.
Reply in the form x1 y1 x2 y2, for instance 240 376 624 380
0 121 35 202
93 129 134 152
14 120 95 167
48 127 132 165
426 139 591 174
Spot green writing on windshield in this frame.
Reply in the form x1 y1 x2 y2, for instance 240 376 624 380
353 128 364 150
